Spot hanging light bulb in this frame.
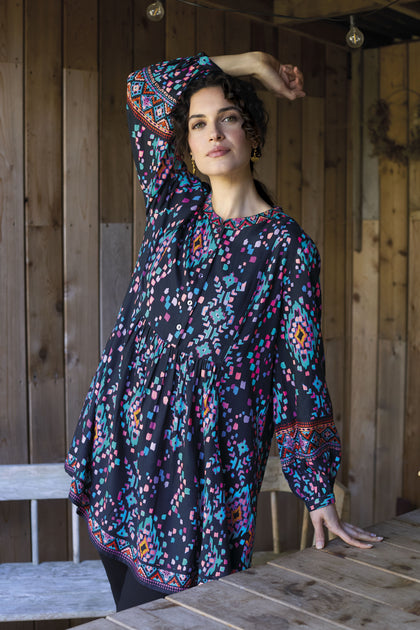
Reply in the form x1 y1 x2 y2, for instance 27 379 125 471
146 1 165 22
346 15 364 49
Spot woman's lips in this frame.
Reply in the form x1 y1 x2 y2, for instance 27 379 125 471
206 147 229 157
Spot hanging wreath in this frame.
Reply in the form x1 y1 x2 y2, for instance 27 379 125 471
367 98 420 165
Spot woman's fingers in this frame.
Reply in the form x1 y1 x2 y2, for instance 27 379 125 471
341 521 384 543
309 504 384 550
279 64 305 97
327 521 377 549
312 518 326 550
256 55 305 99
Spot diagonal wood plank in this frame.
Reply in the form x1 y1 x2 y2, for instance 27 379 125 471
65 620 121 630
322 537 420 582
271 546 420 616
167 578 349 629
221 562 420 628
365 518 420 552
109 597 230 629
398 511 420 526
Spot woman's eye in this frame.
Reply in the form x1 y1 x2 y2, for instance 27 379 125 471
191 121 205 130
222 114 238 123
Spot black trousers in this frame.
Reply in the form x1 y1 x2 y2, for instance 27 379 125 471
99 550 165 612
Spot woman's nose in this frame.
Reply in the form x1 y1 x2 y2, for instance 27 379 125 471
209 124 224 141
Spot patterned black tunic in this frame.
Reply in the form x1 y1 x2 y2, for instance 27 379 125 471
65 53 341 594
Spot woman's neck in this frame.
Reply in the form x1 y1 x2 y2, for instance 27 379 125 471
210 175 271 221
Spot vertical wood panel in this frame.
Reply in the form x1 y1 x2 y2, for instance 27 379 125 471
64 0 99 570
134 0 166 67
25 3 67 600
375 43 408 521
350 221 379 525
404 40 420 508
25 0 64 464
323 48 348 444
361 51 379 223
277 30 302 223
64 63 99 592
0 11 26 469
224 13 251 55
251 20 277 57
99 0 134 347
301 39 325 99
64 0 98 71
196 5 225 57
0 0 23 63
300 41 325 260
0 10 32 630
63 69 99 446
0 7 29 604
301 97 325 255
378 45 408 343
252 22 278 203
166 0 196 59
100 0 133 225
348 49 380 526
405 217 420 507
132 0 166 263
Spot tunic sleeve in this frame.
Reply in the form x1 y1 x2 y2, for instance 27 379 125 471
126 53 216 210
273 230 341 511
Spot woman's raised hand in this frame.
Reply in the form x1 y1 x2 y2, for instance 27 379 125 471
309 503 383 550
254 52 305 100
211 51 305 100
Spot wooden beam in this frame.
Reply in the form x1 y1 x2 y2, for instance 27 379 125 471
392 1 420 20
274 0 420 22
190 0 272 16
178 0 274 26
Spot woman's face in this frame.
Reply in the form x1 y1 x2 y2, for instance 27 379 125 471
188 86 254 180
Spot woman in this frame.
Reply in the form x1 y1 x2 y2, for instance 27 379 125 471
66 51 381 611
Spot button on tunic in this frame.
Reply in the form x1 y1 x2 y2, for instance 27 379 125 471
65 53 341 594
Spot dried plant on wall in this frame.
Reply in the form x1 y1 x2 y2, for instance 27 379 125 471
367 98 420 165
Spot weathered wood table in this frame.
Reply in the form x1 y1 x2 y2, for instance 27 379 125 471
76 510 420 629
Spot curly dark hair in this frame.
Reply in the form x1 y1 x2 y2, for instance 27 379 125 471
171 69 269 160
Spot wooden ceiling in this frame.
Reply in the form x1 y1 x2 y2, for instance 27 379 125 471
198 0 420 47
273 0 420 21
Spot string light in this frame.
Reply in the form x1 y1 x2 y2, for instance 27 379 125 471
146 1 165 22
345 15 365 48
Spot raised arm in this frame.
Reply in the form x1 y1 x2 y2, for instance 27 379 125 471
211 51 305 100
127 54 216 209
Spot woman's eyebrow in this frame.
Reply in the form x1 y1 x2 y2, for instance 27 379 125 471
188 106 241 121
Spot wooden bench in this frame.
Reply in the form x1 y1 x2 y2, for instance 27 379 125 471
0 463 115 622
0 461 349 619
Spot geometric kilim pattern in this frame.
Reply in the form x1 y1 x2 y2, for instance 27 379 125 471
65 53 341 597
286 301 317 370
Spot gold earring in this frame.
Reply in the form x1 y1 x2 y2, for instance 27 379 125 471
251 147 260 163
190 153 196 175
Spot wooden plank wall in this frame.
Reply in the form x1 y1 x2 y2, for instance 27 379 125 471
0 9 30 630
0 1 385 627
349 40 420 527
